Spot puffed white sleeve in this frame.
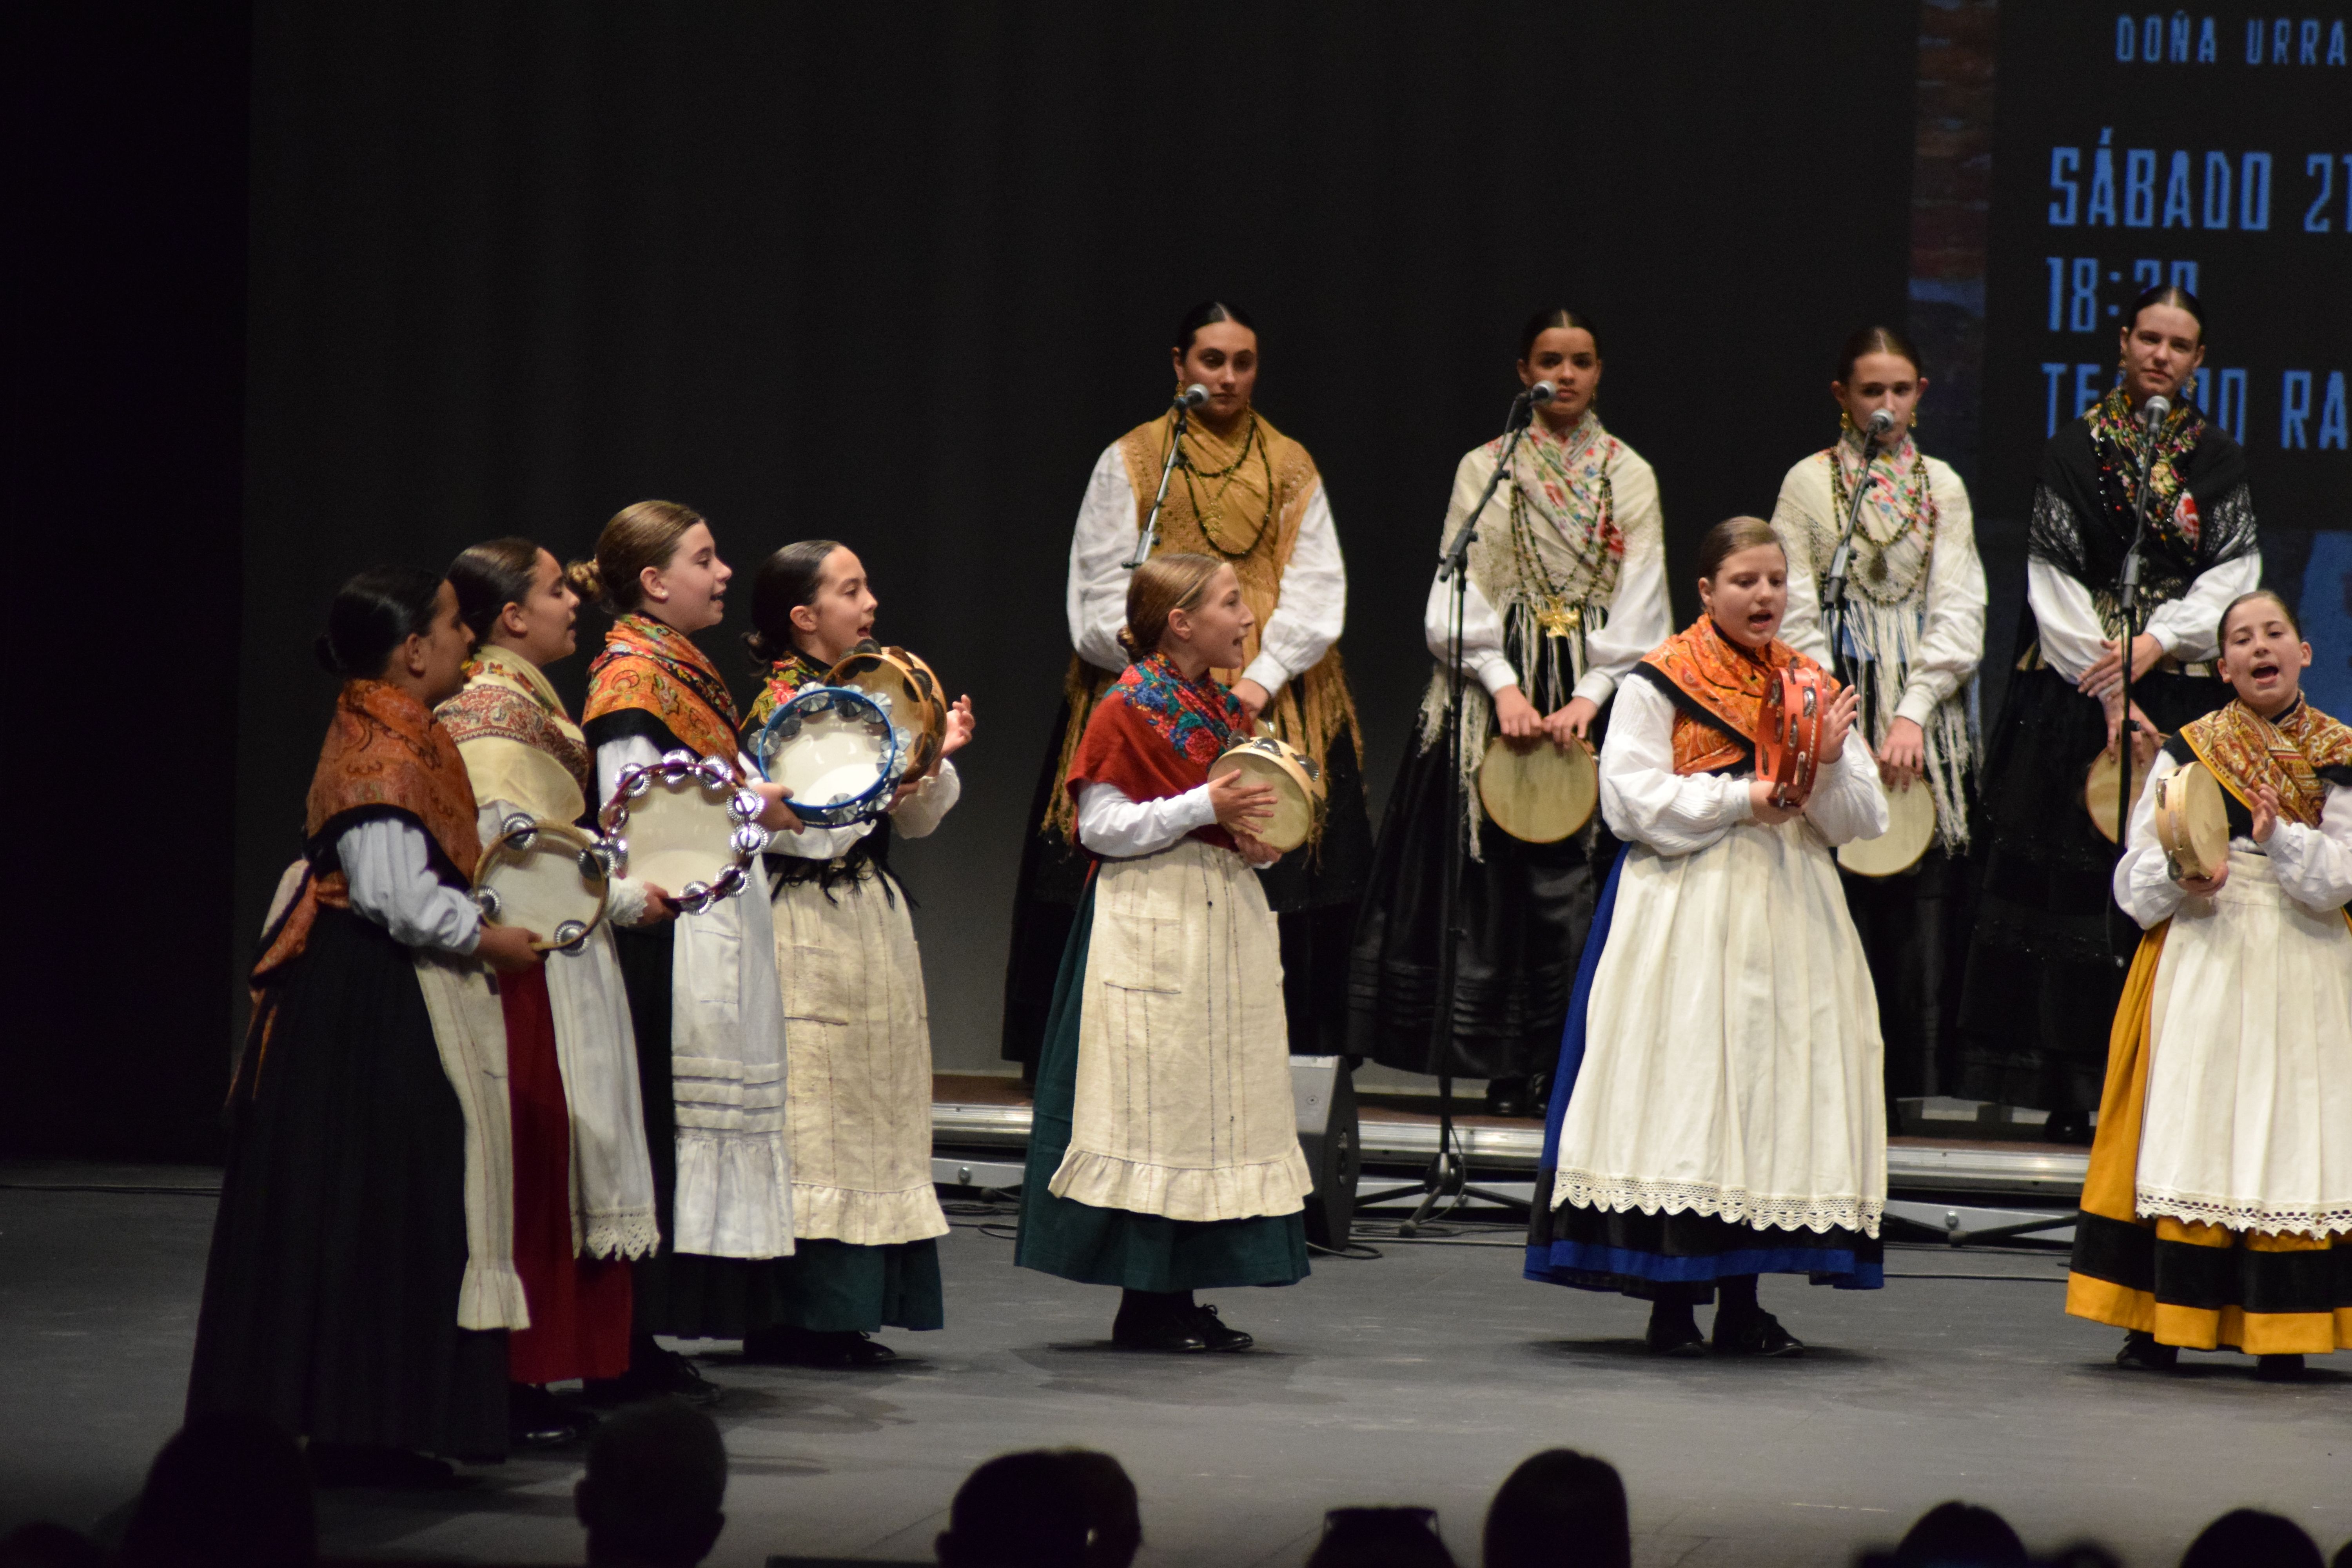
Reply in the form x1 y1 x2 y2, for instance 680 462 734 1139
1574 449 1671 707
1243 482 1346 698
1425 448 1518 697
1801 730 1891 847
340 818 483 954
1067 445 1140 675
2143 551 2264 664
888 758 962 840
2264 780 2352 914
1597 677 1753 856
1076 781 1218 859
2111 750 2187 928
1895 460 1989 727
2026 559 2110 685
1768 457 1832 667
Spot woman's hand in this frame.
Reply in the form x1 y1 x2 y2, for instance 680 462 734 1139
2175 861 2230 897
2078 632 2165 699
1544 696 1601 747
2100 693 2161 768
1230 678 1271 726
1232 829 1283 867
940 695 976 761
2249 784 2280 844
1208 770 1276 837
475 923 544 973
750 779 803 834
1818 686 1862 766
1747 780 1804 825
1877 716 1926 790
1492 684 1542 739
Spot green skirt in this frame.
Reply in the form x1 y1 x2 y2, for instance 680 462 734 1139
1014 876 1310 1293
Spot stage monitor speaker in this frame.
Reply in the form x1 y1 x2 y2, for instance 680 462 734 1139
1290 1055 1359 1250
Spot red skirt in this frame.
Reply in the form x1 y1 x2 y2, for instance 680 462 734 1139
501 966 633 1384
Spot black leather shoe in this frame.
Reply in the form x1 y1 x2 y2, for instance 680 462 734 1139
509 1384 598 1447
1190 1303 1254 1352
1713 1310 1805 1357
2044 1109 2094 1145
2252 1353 2308 1382
584 1343 722 1406
1645 1319 1707 1357
743 1326 898 1368
1483 1076 1534 1118
1111 1300 1208 1352
2114 1330 2178 1370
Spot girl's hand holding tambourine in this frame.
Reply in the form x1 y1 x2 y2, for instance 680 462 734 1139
476 922 544 973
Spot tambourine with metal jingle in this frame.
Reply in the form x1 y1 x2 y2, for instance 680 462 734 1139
828 642 948 782
1837 777 1937 877
747 685 904 828
1478 734 1599 844
2083 731 2169 844
471 814 615 952
1759 666 1829 808
598 750 768 915
1207 731 1326 853
2152 760 2229 883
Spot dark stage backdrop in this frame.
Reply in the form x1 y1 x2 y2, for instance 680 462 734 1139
234 0 1925 1077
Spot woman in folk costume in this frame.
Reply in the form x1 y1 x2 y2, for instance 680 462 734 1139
1960 285 2261 1139
1002 301 1371 1068
572 500 804 1401
438 539 661 1440
731 541 975 1367
1526 518 1889 1357
189 568 540 1486
1016 553 1314 1353
1769 326 1986 1113
2068 589 2351 1380
1351 308 1670 1116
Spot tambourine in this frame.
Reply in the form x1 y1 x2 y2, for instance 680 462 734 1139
828 642 948 782
598 751 768 914
1758 667 1829 808
1207 731 1326 853
1837 779 1937 878
2153 760 2229 883
746 685 904 828
1477 735 1598 844
472 815 614 951
2083 735 2169 844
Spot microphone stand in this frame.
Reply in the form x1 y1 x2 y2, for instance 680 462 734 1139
1376 389 1543 1234
1123 394 1196 570
1818 421 1885 691
2109 399 2166 956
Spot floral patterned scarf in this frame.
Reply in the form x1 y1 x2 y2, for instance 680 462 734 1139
743 647 834 736
2181 696 2352 831
584 613 741 761
1116 650 1244 767
1633 616 1830 777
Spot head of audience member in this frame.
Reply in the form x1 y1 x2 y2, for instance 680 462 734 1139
937 1450 1134 1568
1482 1448 1629 1568
574 1399 728 1568
117 1413 316 1568
0 1523 110 1568
2180 1509 2322 1568
1307 1507 1456 1568
1882 1501 2027 1566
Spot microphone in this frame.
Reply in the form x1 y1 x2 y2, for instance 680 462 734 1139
1866 408 1895 438
2140 394 2171 430
1174 383 1210 410
1526 381 1557 405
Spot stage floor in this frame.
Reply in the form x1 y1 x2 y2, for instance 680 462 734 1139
3 1170 2345 1568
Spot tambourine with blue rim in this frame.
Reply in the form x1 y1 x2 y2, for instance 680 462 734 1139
597 751 768 915
746 685 905 828
471 814 617 952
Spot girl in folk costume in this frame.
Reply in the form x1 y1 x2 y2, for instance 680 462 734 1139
572 501 804 1401
1526 519 1890 1357
438 539 661 1440
1352 308 1671 1116
1769 327 1986 1111
189 569 539 1485
1016 554 1315 1353
1960 285 2261 1138
732 541 975 1367
2068 590 2352 1380
1003 301 1371 1068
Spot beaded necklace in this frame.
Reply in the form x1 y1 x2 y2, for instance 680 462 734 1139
1824 432 1937 604
1176 411 1276 558
1504 417 1619 639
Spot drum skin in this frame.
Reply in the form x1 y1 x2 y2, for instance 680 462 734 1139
829 645 947 781
2083 739 2167 844
1209 734 1325 853
747 686 901 828
1837 777 1936 877
615 773 751 893
474 818 610 949
2153 760 2229 882
1477 735 1598 844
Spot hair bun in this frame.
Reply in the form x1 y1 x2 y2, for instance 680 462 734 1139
741 628 774 668
563 557 606 609
1114 626 1140 661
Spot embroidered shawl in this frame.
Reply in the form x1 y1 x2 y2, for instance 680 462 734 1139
1631 617 1833 777
2180 697 2352 831
437 644 593 825
584 613 742 761
743 647 833 735
1067 652 1243 852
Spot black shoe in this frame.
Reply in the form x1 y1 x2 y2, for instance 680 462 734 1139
1189 1303 1254 1352
1483 1076 1534 1118
1644 1318 1707 1357
2114 1330 2179 1371
509 1384 597 1447
1111 1297 1208 1352
2252 1354 2308 1382
306 1443 472 1490
2044 1109 2094 1146
584 1343 722 1406
1713 1310 1805 1357
743 1325 898 1368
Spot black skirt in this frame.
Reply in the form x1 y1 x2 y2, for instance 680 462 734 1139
1347 724 1617 1082
1956 664 2230 1111
186 907 508 1461
999 702 1374 1065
